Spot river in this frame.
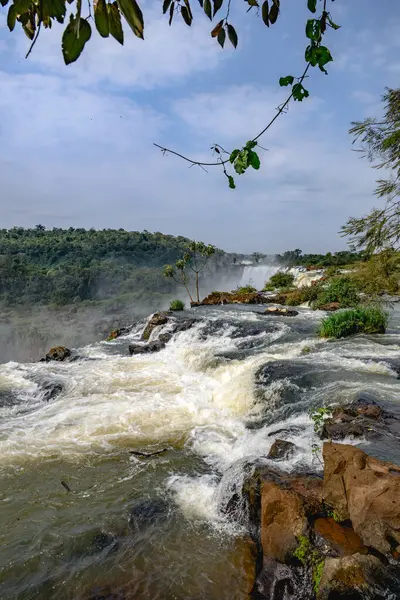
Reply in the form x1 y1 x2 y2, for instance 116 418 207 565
1 303 400 599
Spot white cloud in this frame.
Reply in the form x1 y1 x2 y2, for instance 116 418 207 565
1 6 230 90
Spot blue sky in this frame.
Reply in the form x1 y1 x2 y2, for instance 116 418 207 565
0 0 399 253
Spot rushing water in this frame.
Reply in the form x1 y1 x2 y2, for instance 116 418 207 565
1 304 400 599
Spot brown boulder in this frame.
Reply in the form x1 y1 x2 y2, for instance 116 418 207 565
141 312 170 341
313 518 368 557
45 346 71 361
323 442 400 555
317 553 382 600
106 327 131 341
267 439 296 460
260 470 322 562
319 302 341 312
199 292 269 305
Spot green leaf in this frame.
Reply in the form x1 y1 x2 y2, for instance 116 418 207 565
268 1 278 24
248 150 260 170
233 150 248 174
162 0 172 13
292 83 309 102
245 140 257 150
169 1 174 25
108 2 124 43
41 0 66 22
211 19 223 37
306 18 321 41
117 0 144 38
181 5 191 25
94 0 109 37
327 14 340 30
261 0 269 26
62 16 92 64
22 17 35 40
247 0 258 6
217 27 225 47
228 175 236 189
307 0 316 12
279 75 294 86
7 4 17 30
203 0 212 19
229 149 240 163
13 0 31 13
227 23 237 48
213 0 222 16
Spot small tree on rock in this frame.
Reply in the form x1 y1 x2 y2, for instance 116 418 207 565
163 241 215 303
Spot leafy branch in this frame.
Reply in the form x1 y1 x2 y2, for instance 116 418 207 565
155 0 340 188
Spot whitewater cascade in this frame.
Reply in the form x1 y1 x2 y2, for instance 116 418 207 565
0 304 399 599
239 263 279 290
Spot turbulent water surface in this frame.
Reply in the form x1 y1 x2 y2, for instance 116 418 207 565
1 304 400 599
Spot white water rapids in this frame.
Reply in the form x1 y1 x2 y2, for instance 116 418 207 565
1 304 400 599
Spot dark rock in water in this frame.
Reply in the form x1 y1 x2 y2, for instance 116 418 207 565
256 557 308 600
141 312 170 341
320 398 387 441
323 442 400 555
267 426 304 438
67 529 118 559
159 332 173 343
267 439 296 460
41 381 63 401
264 307 299 317
44 346 71 362
128 340 165 355
129 498 170 531
172 317 196 334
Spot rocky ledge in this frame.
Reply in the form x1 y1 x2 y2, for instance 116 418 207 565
231 442 400 599
192 292 270 306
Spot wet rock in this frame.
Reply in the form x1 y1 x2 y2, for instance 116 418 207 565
264 307 299 317
320 399 385 441
158 332 173 343
260 469 323 562
318 553 382 600
128 498 170 531
141 311 170 341
106 327 131 341
313 518 368 557
228 536 257 596
172 317 196 334
67 529 118 559
44 346 71 362
128 340 165 355
267 426 305 438
256 557 304 600
323 442 400 555
267 439 296 460
319 302 341 312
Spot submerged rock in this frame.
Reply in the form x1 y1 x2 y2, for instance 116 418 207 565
128 340 165 355
43 346 71 362
129 498 170 531
267 439 296 460
41 381 63 401
323 442 400 555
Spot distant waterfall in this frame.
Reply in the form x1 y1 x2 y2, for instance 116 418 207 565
240 264 279 290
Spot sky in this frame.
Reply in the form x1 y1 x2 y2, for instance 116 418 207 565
0 0 399 253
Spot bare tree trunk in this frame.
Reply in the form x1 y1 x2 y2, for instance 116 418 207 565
195 271 200 303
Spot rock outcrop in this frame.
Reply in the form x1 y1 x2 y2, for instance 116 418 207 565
318 302 341 312
106 327 131 341
264 307 299 317
43 346 71 362
141 312 170 341
320 399 386 441
323 442 400 556
195 292 269 306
